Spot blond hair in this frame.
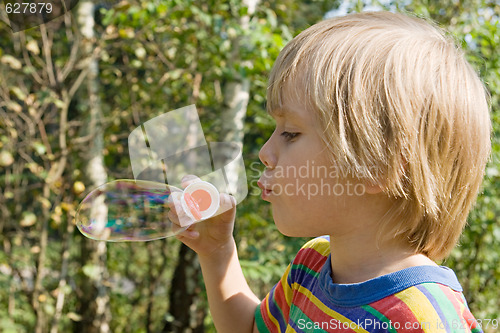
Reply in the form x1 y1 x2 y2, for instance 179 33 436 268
267 11 491 260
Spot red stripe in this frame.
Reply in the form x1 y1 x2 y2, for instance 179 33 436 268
294 248 328 273
437 285 478 331
272 281 291 322
436 285 464 316
262 295 280 333
370 295 425 332
460 308 478 332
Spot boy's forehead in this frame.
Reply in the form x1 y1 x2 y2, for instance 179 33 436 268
269 99 309 124
269 107 298 119
269 80 308 119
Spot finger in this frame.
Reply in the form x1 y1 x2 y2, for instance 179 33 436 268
175 226 200 239
167 210 180 224
168 192 187 218
167 192 178 210
171 222 186 234
216 193 236 215
168 190 197 228
169 208 195 228
179 214 195 227
171 217 194 235
181 174 202 188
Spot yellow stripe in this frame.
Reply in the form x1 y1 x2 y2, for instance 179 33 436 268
454 292 467 316
264 295 281 331
302 237 331 256
263 264 294 331
292 283 370 333
394 287 447 333
281 264 293 307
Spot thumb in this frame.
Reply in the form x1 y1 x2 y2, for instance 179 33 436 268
217 193 236 216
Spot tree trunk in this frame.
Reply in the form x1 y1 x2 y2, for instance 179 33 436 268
218 0 259 184
163 244 205 333
74 2 111 332
220 0 259 143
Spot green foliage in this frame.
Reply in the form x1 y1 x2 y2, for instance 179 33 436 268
1 0 290 330
0 0 498 331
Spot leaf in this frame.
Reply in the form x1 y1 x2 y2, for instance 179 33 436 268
0 317 24 332
486 167 499 177
9 87 26 100
36 197 51 209
168 69 183 80
73 181 86 195
67 312 82 322
22 66 36 75
0 150 14 167
118 28 135 39
114 1 131 12
134 47 146 59
493 227 500 241
6 101 22 113
265 8 278 29
53 99 66 110
31 141 46 155
238 6 248 16
131 59 142 68
1 55 22 70
26 40 40 55
82 264 101 279
20 212 37 227
60 202 74 212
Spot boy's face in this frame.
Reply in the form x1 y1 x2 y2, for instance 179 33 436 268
258 85 372 237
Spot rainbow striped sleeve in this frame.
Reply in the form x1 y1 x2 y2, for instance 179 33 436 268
255 237 330 332
255 237 484 333
255 263 293 332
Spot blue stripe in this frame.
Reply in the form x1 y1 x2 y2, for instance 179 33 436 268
267 283 287 330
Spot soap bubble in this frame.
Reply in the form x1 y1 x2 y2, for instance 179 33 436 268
75 105 249 242
75 180 191 242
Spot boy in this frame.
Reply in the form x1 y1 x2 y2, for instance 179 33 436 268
173 11 491 333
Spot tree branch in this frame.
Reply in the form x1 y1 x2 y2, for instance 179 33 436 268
40 24 57 87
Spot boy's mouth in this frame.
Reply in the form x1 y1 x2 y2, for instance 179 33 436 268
257 180 273 201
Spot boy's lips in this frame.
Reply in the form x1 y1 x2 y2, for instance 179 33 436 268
257 180 273 201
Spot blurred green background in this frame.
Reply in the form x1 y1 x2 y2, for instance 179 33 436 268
0 0 499 332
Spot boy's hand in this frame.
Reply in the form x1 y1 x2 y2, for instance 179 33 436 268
168 175 259 333
168 175 237 257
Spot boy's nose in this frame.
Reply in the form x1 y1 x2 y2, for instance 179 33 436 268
259 137 277 170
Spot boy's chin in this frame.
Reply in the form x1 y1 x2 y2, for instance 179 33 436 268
272 215 297 236
273 215 321 238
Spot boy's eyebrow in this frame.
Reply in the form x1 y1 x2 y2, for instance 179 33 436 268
269 107 302 121
268 108 285 118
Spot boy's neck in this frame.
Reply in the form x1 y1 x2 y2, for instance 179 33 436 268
328 234 437 285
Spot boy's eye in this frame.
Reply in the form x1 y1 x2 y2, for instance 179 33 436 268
280 131 300 141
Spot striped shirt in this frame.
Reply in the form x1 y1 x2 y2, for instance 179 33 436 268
255 237 483 333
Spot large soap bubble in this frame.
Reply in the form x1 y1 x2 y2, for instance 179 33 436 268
76 180 185 241
75 105 248 242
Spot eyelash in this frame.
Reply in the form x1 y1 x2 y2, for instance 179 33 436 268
280 131 300 141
